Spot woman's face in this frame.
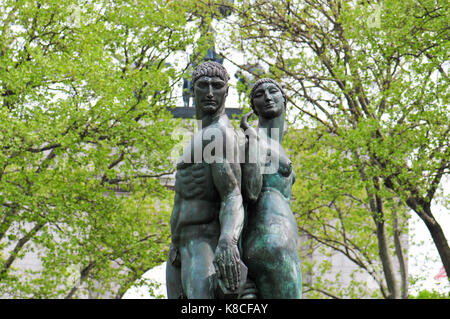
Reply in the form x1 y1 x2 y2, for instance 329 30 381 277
251 82 285 119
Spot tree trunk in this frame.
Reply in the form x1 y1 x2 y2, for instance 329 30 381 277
427 222 450 278
370 192 400 299
392 208 408 298
421 205 450 280
358 157 401 298
407 197 450 281
373 216 400 298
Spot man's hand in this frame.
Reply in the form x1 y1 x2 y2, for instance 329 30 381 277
213 238 241 292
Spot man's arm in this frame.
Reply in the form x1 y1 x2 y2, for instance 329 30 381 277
209 127 245 292
211 160 244 292
212 161 244 244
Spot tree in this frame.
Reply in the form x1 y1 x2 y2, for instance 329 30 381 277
286 127 409 298
0 0 197 298
216 0 449 298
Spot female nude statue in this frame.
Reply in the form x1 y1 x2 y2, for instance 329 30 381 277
240 78 302 298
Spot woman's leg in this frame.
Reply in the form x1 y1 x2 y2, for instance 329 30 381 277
244 232 302 298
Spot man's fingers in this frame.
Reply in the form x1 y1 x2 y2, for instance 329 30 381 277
226 262 235 290
213 260 221 279
234 259 241 289
216 252 229 289
220 260 230 290
229 258 239 290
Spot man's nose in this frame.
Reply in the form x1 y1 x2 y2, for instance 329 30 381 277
206 84 214 98
264 90 272 101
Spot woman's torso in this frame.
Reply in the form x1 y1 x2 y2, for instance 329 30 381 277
245 137 297 235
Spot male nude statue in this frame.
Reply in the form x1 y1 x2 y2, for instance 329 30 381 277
166 61 245 299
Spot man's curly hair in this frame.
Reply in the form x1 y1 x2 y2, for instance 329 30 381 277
249 78 286 115
191 61 230 86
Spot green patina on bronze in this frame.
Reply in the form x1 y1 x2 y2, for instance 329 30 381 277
166 61 244 299
166 62 302 299
241 78 302 298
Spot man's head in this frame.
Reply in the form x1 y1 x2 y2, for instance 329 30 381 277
192 61 229 116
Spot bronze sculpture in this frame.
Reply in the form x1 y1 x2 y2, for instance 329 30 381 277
166 62 302 298
240 78 302 299
166 61 245 299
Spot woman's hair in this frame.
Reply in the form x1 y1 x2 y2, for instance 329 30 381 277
249 78 286 115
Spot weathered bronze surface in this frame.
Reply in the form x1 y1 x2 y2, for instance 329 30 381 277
240 78 302 299
166 65 302 299
166 61 245 299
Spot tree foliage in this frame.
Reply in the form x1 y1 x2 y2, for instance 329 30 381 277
0 0 196 298
217 0 449 298
286 127 408 298
409 288 450 299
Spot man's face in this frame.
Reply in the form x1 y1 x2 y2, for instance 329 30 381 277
193 76 228 115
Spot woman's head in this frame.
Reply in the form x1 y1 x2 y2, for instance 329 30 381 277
250 78 286 118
